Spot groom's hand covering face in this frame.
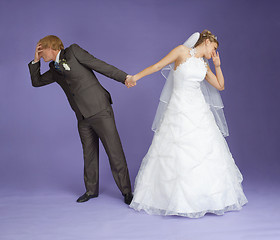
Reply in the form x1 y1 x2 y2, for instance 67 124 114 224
34 43 56 63
34 43 43 63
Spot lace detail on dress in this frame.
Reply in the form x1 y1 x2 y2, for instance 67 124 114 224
174 48 207 74
189 47 196 57
190 48 208 68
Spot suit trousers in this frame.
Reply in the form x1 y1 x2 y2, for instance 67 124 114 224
78 105 131 196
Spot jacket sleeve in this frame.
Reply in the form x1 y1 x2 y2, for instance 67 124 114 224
70 44 127 84
28 61 55 87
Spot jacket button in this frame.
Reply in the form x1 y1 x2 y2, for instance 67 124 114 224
72 93 75 96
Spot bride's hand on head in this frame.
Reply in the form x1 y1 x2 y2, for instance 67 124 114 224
212 51 221 67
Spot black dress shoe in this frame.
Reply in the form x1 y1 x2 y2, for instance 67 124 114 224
124 192 133 205
76 192 98 203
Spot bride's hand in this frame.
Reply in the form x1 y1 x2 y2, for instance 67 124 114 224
125 75 137 88
212 51 221 67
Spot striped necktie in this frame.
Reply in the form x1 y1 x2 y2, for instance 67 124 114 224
54 62 60 71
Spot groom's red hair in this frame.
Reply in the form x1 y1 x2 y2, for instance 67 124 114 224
38 35 64 50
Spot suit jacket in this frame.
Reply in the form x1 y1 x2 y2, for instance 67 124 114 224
28 44 127 120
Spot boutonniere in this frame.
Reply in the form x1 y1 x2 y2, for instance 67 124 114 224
59 59 71 71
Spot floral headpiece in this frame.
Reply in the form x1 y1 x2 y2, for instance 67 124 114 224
202 33 217 40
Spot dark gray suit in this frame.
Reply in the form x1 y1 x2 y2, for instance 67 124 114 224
28 44 131 196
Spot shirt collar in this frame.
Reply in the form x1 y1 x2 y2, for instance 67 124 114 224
55 50 61 63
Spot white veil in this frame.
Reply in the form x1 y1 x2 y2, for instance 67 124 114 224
151 32 229 137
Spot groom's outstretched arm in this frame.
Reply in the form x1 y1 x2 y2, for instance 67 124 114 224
70 44 127 84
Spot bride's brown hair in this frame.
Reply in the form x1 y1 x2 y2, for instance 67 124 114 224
194 30 219 48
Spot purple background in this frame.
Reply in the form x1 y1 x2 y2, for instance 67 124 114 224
0 0 279 239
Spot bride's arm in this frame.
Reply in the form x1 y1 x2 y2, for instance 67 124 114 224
205 51 225 91
126 45 184 87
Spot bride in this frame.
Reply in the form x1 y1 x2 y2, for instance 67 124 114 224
126 30 248 218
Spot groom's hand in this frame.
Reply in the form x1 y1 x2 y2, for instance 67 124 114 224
125 75 137 88
34 43 43 63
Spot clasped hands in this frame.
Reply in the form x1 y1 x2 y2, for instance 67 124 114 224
125 75 137 88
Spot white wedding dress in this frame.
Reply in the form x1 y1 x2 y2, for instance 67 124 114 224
129 48 248 218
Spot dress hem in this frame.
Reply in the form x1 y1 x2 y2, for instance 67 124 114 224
129 198 248 218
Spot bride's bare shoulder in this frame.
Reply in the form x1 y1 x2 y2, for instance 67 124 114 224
176 45 190 51
176 45 191 57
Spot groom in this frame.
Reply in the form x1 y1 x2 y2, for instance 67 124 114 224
28 35 133 204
